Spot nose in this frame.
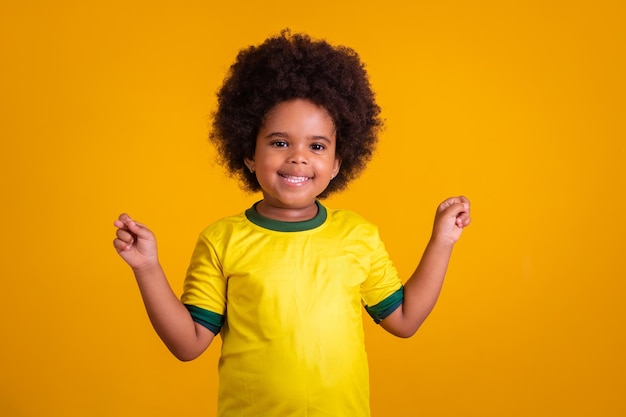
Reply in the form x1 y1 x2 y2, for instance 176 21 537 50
288 145 308 164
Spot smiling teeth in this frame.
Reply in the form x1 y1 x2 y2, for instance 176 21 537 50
282 175 309 183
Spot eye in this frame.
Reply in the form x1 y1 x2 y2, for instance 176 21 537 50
310 143 326 152
271 140 288 148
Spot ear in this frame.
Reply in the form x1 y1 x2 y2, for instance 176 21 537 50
244 157 255 173
331 157 342 179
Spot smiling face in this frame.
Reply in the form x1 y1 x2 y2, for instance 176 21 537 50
244 99 341 221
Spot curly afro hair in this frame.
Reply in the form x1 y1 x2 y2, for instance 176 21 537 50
210 29 383 198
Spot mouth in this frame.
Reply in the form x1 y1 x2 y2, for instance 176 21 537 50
279 173 311 184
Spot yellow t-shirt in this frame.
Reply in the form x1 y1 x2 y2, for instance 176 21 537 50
181 201 403 417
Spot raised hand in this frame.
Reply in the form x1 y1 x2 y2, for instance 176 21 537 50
113 214 159 271
432 196 471 246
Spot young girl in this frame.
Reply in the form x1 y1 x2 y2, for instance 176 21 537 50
114 29 471 417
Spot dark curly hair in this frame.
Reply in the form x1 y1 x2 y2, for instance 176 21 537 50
210 29 383 198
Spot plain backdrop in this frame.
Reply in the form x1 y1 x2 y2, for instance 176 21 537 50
1 1 624 416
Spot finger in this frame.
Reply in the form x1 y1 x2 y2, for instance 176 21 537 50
450 196 470 211
114 214 133 230
457 196 470 213
448 195 470 213
117 214 150 237
458 195 470 205
113 238 131 252
116 228 135 243
439 196 465 212
455 211 471 228
441 201 467 218
117 213 131 222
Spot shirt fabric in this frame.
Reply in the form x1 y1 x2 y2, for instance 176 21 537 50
181 201 403 417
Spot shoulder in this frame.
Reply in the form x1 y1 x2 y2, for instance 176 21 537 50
326 206 372 224
197 211 249 240
325 206 380 236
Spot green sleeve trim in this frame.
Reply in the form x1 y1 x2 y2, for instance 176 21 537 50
184 304 224 335
365 287 404 324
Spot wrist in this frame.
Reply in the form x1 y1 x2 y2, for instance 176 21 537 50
132 261 163 279
428 234 456 251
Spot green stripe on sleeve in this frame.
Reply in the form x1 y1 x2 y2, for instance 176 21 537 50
365 287 404 324
184 304 224 335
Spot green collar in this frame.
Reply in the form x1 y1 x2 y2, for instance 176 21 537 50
245 200 327 232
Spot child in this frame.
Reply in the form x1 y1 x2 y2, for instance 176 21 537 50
113 29 470 417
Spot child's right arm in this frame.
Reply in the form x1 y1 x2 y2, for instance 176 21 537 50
113 214 215 361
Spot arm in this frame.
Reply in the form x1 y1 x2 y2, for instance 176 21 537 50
380 196 471 338
113 214 215 361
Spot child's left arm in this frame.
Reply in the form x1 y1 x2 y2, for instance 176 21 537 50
380 196 471 338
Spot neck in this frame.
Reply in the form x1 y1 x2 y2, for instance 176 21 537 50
255 200 319 222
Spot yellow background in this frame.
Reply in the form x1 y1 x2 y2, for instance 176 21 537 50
1 1 624 416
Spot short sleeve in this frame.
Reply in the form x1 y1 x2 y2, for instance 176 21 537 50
360 230 404 323
181 231 227 334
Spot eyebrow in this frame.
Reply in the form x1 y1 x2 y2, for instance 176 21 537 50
262 132 288 139
263 132 332 143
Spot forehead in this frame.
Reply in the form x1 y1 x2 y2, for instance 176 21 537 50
261 99 336 135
